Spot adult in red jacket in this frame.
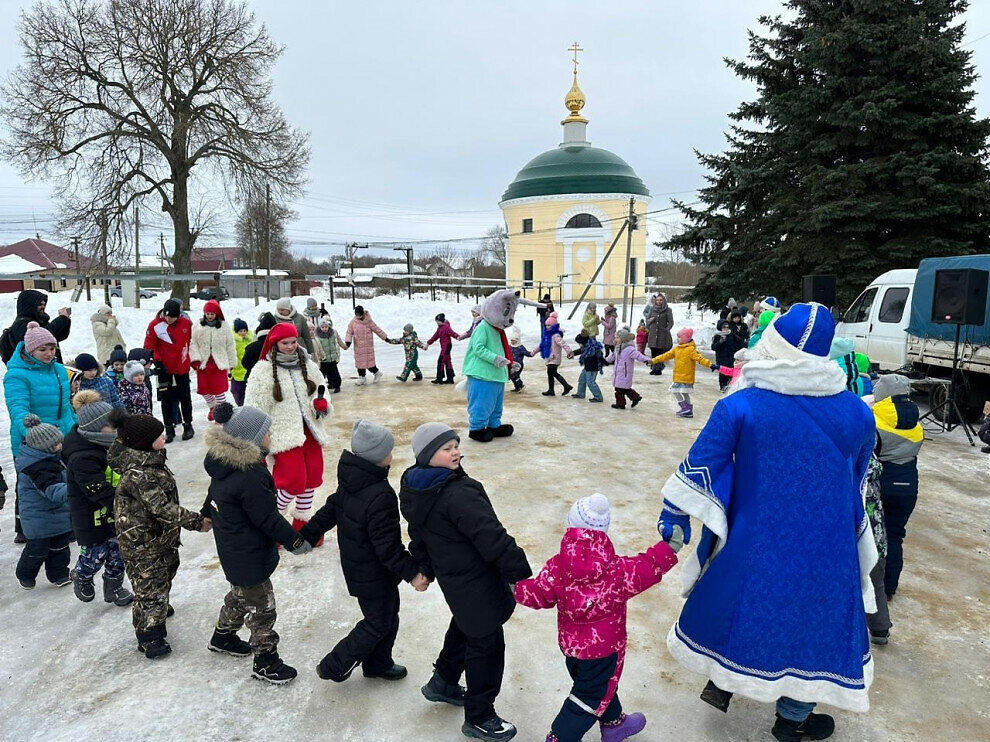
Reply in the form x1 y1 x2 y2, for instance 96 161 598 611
144 299 194 442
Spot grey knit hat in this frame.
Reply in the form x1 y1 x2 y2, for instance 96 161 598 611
403 323 414 334
76 395 115 434
23 414 63 452
123 360 145 383
213 402 272 447
411 422 459 466
351 419 395 464
306 297 318 309
873 374 911 402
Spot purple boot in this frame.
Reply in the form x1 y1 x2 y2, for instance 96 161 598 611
675 401 692 417
601 712 647 741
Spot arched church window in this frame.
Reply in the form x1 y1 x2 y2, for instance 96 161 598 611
564 213 602 229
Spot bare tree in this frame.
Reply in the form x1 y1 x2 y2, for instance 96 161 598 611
477 224 507 267
0 0 310 299
234 193 296 272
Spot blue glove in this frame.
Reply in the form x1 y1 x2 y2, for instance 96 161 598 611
657 499 691 549
711 364 720 373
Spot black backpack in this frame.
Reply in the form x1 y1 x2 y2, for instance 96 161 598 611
0 325 16 365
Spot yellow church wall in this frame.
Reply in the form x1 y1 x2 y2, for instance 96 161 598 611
501 196 649 303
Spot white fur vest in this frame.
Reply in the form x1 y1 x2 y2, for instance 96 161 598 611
243 356 331 454
190 321 238 370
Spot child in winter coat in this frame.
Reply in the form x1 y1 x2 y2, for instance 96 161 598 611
119 360 153 415
604 328 652 410
72 353 124 409
635 321 648 355
190 299 237 419
229 318 254 406
388 323 429 382
202 402 312 685
457 305 482 340
315 316 346 392
244 323 331 531
106 345 128 386
301 420 429 682
427 313 459 384
711 311 749 391
126 347 155 394
571 329 605 403
15 415 71 590
748 309 776 349
63 390 133 607
540 312 574 397
515 494 678 742
582 304 601 338
109 411 209 659
400 423 532 742
649 328 718 418
601 304 618 357
508 329 537 392
344 305 389 385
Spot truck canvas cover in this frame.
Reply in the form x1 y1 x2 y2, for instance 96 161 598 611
907 255 990 346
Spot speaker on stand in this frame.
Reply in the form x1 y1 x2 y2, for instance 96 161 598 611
921 267 989 445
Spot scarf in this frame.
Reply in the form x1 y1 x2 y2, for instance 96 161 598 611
316 324 333 339
275 351 300 368
494 325 512 364
579 336 603 364
80 429 117 448
540 324 560 359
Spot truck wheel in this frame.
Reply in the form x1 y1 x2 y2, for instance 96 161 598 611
928 382 985 424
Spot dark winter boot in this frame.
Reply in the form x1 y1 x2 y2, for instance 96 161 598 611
363 662 408 680
316 654 357 682
102 574 134 606
252 652 297 685
600 712 647 742
165 425 176 444
468 428 494 443
208 627 252 657
181 423 194 441
137 629 172 660
71 569 95 603
870 630 889 646
461 715 517 741
421 668 466 706
700 680 732 712
560 383 573 396
771 712 835 742
490 424 514 438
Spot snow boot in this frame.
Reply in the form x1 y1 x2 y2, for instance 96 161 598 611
541 389 555 396
560 383 574 396
373 370 383 383
71 569 95 602
490 424 514 438
630 397 641 408
469 428 494 443
431 378 444 384
461 715 517 741
103 574 134 606
50 572 72 587
676 401 693 418
207 406 215 422
870 630 889 646
363 662 407 680
18 577 35 590
137 633 172 659
396 375 407 382
611 403 625 409
771 712 835 741
252 652 297 685
700 680 732 712
355 376 367 386
182 423 194 441
165 425 176 443
421 668 466 706
316 655 357 682
208 627 252 657
600 712 647 741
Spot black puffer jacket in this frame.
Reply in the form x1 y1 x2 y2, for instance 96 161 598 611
399 465 531 637
62 428 117 545
5 290 71 363
302 451 421 598
201 426 300 587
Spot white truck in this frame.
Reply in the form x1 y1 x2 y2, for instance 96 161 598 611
835 256 990 422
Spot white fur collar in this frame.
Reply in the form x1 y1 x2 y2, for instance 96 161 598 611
734 358 847 397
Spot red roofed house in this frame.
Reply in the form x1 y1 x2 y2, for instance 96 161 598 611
0 237 99 293
190 247 244 272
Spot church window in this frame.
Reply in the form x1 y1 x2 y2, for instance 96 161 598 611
522 218 533 233
522 260 534 287
564 213 602 229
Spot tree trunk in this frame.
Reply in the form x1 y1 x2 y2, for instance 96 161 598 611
169 171 196 303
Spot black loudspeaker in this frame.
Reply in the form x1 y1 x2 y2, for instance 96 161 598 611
802 275 837 307
931 268 989 325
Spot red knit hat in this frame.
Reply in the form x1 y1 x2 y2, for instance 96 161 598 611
203 299 224 320
260 322 298 360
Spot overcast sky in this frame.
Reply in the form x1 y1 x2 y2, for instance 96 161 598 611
2 0 990 261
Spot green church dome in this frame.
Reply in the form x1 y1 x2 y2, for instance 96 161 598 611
501 145 650 203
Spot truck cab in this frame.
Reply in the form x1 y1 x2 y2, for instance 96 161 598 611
836 269 916 370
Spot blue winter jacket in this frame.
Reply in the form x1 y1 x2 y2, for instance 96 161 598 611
4 343 76 456
78 373 124 409
15 444 70 539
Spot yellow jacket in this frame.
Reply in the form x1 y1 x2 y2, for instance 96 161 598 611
651 341 713 384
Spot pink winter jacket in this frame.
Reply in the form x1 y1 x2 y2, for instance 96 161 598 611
345 313 388 370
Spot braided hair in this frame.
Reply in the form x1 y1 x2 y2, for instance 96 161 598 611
271 347 317 402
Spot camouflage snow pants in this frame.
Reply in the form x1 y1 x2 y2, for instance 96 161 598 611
122 546 179 636
216 579 279 656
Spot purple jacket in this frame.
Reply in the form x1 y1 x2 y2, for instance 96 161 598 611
605 344 651 388
428 321 458 351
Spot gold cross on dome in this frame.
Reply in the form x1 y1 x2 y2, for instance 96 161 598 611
569 42 583 75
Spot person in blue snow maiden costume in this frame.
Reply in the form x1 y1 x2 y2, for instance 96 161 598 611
461 290 544 442
656 302 879 742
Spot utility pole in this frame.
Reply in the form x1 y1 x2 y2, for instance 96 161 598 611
621 198 635 323
134 206 141 308
345 242 368 308
248 212 259 306
393 245 414 299
557 273 574 307
265 183 272 301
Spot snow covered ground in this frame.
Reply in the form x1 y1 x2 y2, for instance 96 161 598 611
0 290 986 741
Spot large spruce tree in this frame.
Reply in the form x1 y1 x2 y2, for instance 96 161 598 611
665 0 990 309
